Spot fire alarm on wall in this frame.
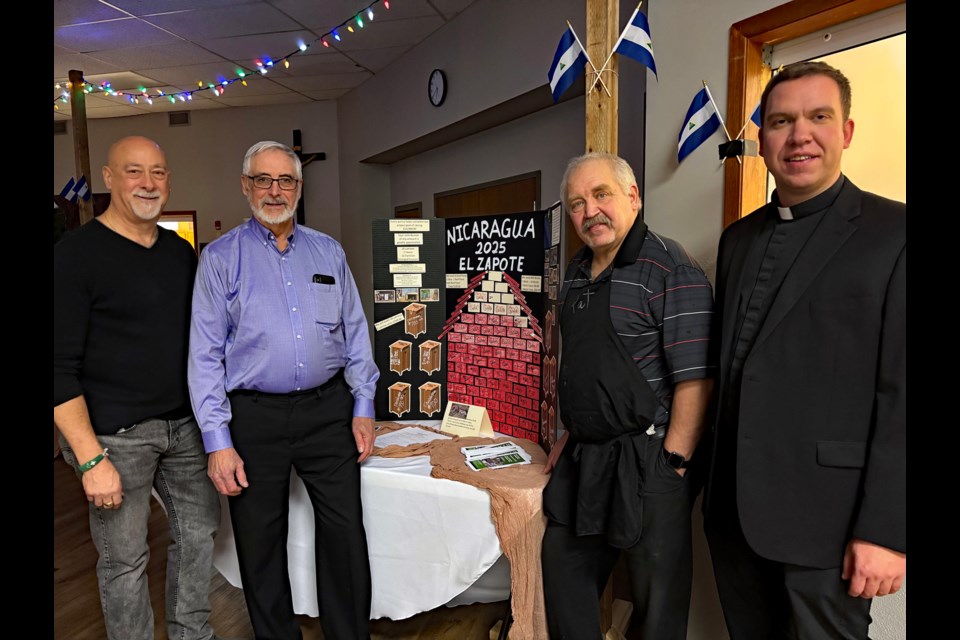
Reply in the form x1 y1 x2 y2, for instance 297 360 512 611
214 220 222 231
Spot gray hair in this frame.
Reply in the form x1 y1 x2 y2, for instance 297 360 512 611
560 152 639 209
242 141 302 179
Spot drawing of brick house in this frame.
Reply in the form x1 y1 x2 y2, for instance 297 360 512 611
438 271 544 443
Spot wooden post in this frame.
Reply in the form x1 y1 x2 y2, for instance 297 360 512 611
585 0 619 154
567 0 621 276
68 69 94 225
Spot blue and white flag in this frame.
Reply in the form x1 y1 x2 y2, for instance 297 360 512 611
614 5 657 78
59 177 77 201
59 176 90 202
75 175 90 201
677 87 721 163
749 101 762 128
548 26 588 102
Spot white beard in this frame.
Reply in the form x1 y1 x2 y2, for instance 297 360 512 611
250 199 296 225
131 190 164 220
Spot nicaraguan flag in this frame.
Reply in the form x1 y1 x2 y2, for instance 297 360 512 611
749 101 762 127
548 27 587 102
615 7 657 78
677 87 721 163
75 176 90 201
59 177 77 202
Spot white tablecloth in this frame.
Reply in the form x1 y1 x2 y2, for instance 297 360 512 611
212 453 511 620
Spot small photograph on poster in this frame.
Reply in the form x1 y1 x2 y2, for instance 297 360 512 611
374 289 396 303
449 402 469 419
475 291 489 302
420 288 440 302
396 288 419 302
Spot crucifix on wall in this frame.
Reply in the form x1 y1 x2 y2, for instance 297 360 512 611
292 129 326 226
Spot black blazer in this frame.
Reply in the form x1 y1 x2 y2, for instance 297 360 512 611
705 179 905 569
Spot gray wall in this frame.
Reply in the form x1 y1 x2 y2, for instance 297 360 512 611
53 100 341 244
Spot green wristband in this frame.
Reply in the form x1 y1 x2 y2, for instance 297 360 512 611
79 448 110 473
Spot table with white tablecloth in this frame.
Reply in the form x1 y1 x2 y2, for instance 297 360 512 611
212 453 511 620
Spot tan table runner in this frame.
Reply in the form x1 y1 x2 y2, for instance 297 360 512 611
374 422 549 640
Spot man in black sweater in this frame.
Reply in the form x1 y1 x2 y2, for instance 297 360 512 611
54 137 221 640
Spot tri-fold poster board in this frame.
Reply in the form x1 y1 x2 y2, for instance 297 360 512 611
372 205 563 448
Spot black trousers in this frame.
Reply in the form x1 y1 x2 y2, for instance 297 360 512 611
705 514 872 640
228 377 371 640
541 437 698 640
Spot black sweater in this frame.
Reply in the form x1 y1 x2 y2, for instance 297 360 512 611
54 220 196 434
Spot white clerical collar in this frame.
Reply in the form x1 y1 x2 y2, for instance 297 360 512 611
777 206 794 221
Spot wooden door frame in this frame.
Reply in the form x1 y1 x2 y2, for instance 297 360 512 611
723 0 903 228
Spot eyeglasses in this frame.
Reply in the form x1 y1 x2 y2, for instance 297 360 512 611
244 175 300 190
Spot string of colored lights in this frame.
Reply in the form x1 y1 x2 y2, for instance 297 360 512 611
53 0 391 111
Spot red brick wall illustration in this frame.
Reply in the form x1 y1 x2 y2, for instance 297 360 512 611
439 271 543 443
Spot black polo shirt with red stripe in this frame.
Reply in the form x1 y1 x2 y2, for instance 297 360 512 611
561 213 716 428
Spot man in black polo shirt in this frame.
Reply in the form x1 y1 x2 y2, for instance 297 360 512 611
541 152 715 639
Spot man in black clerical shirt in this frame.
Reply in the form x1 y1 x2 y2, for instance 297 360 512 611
704 61 906 639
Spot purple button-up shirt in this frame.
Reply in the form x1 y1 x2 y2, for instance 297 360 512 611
188 218 379 452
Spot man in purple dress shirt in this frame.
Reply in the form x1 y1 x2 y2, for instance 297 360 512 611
189 141 379 640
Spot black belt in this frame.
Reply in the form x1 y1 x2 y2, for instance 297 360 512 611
228 369 344 399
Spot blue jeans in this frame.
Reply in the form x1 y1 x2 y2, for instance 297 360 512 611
60 416 220 640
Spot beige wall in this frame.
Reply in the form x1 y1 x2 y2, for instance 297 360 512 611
818 33 907 203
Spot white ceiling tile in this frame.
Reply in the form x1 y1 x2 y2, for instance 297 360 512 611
272 71 371 92
429 0 477 19
333 15 444 52
216 93 314 108
206 75 298 97
142 5 303 41
269 0 439 30
258 51 367 76
89 42 225 70
343 45 412 72
55 18 181 52
133 62 263 88
198 30 321 62
54 46 126 78
55 0 129 26
301 88 352 101
108 0 261 15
